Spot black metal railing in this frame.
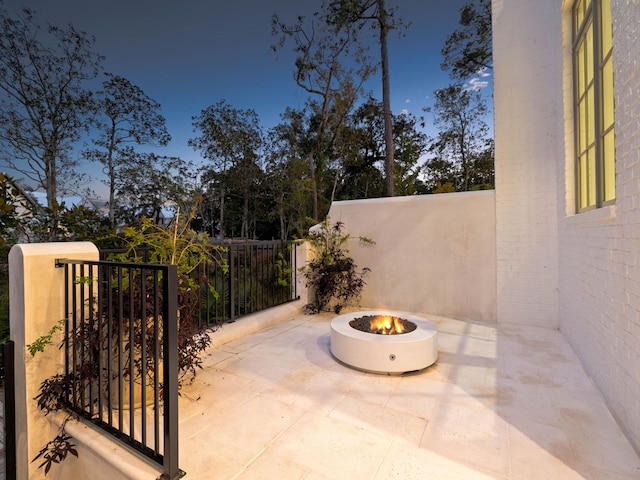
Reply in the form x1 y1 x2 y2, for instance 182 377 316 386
101 240 298 325
1 339 16 480
201 240 298 323
55 258 181 480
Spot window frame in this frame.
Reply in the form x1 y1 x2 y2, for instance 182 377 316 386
572 0 615 212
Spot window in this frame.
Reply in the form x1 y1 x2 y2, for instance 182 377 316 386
573 0 615 211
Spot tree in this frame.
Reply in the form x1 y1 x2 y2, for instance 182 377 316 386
331 97 426 200
189 100 264 240
266 108 315 240
423 156 457 193
0 172 35 244
86 73 170 227
468 138 495 190
426 84 490 192
441 0 492 81
0 7 103 210
325 0 407 197
272 9 372 221
114 153 193 226
331 98 385 201
392 111 428 195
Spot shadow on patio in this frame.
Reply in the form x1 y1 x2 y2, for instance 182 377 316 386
176 309 640 480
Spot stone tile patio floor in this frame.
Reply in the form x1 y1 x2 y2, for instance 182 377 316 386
175 310 640 479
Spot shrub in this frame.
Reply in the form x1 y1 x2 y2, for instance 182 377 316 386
300 218 373 314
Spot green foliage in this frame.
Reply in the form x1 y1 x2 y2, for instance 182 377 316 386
57 205 113 242
114 153 194 228
440 0 492 80
433 181 456 194
109 203 227 380
275 251 292 287
26 319 66 357
0 173 35 245
190 100 264 240
300 219 373 314
28 202 227 473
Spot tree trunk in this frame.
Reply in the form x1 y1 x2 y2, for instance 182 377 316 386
378 0 395 197
107 127 117 227
219 185 225 241
308 152 319 221
108 158 116 227
44 150 57 210
242 190 249 239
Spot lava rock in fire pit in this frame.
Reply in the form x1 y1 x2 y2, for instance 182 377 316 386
349 315 417 334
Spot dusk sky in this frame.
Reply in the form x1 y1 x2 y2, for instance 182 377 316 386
3 0 490 198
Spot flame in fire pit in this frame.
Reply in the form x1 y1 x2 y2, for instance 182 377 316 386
349 314 417 335
369 315 405 335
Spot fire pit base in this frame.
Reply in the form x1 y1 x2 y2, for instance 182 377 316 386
330 310 438 374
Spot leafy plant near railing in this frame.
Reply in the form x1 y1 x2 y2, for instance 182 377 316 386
26 319 66 356
27 313 101 474
32 417 77 474
300 218 374 314
275 250 293 288
108 205 227 381
28 202 228 474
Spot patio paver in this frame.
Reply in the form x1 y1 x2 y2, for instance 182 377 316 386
177 311 640 479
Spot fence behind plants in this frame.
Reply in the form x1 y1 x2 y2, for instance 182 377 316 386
55 258 181 479
101 240 298 325
200 240 298 323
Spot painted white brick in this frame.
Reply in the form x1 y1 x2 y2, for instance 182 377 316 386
494 0 640 452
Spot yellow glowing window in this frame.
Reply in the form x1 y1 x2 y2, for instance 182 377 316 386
573 0 615 211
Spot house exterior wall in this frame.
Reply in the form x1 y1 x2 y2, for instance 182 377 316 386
492 0 562 328
326 191 497 322
493 0 640 452
558 0 640 453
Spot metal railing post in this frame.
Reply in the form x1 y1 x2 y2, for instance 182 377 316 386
161 265 182 480
3 340 16 480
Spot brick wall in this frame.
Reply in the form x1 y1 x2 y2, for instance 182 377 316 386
495 0 640 453
493 0 562 327
557 0 640 452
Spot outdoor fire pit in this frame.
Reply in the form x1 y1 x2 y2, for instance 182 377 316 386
330 310 438 374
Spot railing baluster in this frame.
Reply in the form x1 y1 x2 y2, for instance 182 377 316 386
128 266 135 440
140 267 147 446
153 268 161 456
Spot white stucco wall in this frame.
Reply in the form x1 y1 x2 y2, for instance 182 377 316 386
493 0 640 453
325 191 496 322
492 0 562 328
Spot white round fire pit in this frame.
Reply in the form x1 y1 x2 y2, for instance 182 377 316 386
330 310 438 374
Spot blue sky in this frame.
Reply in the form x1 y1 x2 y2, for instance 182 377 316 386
4 0 490 198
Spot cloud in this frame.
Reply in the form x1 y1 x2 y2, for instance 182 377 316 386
464 67 492 91
405 99 411 104
400 108 410 115
466 77 489 91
